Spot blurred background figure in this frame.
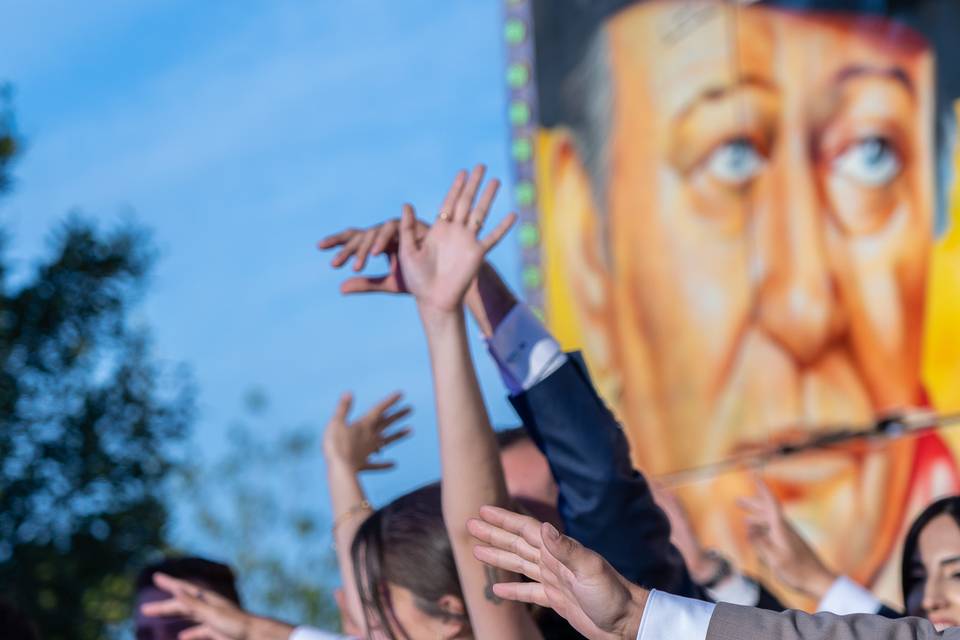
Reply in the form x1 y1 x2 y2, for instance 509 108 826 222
135 557 241 640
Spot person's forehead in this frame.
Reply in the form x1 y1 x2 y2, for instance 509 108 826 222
920 514 960 553
606 1 929 117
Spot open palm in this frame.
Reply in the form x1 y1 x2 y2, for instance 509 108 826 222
469 506 644 640
399 165 516 313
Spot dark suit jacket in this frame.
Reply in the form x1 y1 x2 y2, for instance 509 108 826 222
509 352 700 598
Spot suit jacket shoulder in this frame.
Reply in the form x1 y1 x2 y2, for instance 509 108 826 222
708 602 960 640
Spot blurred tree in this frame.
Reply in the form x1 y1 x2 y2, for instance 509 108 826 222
176 387 341 631
0 88 194 639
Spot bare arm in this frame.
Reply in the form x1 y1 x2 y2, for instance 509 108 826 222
399 165 541 639
322 392 412 634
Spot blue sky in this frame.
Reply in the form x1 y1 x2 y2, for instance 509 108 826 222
0 0 522 550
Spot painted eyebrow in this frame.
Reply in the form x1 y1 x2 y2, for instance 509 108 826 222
673 74 777 125
940 555 960 567
833 65 914 95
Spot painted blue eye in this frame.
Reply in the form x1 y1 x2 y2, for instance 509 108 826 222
833 137 901 186
705 138 765 186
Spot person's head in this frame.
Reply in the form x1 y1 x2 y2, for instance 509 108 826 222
496 427 560 526
902 496 960 629
134 556 241 640
541 0 957 584
0 598 39 640
352 482 470 640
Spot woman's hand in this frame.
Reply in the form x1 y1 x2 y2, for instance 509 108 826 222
141 573 294 640
738 476 838 600
322 392 412 474
398 164 516 316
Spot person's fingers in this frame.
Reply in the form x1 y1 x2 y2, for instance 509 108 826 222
491 582 550 608
339 275 392 295
330 234 364 268
317 228 358 250
376 406 412 431
179 625 232 640
753 474 778 507
380 427 412 447
360 461 396 471
369 220 401 256
400 204 418 252
331 392 354 423
141 598 191 617
540 522 588 573
468 517 541 564
352 230 379 272
365 392 404 423
453 164 486 224
468 178 500 234
480 212 518 252
153 572 199 598
474 544 542 582
438 170 467 222
735 496 768 516
478 505 545 549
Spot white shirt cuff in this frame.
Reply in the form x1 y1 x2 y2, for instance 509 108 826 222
289 627 354 640
486 303 567 394
637 589 715 640
816 575 882 615
705 572 761 606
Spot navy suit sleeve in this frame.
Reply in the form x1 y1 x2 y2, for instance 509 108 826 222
509 351 701 597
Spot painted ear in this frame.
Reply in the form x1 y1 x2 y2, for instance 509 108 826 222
545 128 617 388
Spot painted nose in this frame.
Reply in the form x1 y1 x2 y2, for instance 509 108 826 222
753 130 842 366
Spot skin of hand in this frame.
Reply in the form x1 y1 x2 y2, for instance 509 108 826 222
317 185 518 337
394 165 515 316
321 391 412 473
140 573 294 640
468 505 648 640
738 476 838 600
650 483 727 585
322 391 414 637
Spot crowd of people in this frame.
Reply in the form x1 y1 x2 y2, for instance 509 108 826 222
7 164 960 639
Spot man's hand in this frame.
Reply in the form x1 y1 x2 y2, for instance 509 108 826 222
318 217 430 295
738 477 837 600
321 392 412 474
468 505 648 640
140 573 293 640
397 164 516 316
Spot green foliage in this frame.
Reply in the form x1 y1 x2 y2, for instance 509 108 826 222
0 92 194 638
176 388 341 631
0 218 195 638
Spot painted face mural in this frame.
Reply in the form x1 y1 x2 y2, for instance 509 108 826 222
511 0 960 606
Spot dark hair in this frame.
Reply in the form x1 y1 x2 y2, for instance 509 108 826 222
0 598 38 640
135 556 241 606
900 495 960 614
495 426 532 451
351 482 467 639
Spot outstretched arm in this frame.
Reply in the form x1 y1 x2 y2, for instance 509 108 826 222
470 505 954 640
322 392 411 633
398 165 540 639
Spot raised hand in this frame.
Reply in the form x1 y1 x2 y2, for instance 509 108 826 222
317 217 430 294
398 165 516 314
140 573 292 640
469 505 647 640
322 391 412 473
738 476 837 600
